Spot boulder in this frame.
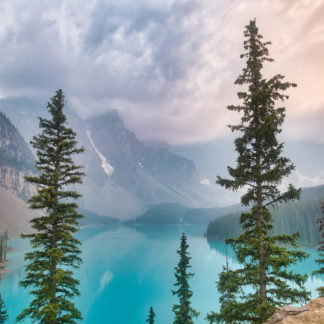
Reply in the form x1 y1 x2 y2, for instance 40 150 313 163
264 297 324 324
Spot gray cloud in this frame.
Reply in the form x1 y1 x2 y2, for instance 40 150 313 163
0 0 323 144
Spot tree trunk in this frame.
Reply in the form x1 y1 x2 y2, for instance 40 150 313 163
51 151 59 324
256 140 267 302
50 220 57 324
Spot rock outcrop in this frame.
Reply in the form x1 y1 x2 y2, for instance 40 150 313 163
264 297 324 324
0 112 35 201
0 166 35 201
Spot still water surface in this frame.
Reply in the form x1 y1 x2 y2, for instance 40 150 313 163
0 225 323 323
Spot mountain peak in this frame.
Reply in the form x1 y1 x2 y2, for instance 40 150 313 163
88 109 123 126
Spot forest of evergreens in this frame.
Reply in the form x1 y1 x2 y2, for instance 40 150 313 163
207 189 324 246
125 202 241 226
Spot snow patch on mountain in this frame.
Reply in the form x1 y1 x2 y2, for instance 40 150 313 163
86 129 114 176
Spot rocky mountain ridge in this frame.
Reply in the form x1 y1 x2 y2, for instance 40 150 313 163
0 112 35 200
76 110 224 218
0 101 236 219
86 111 199 199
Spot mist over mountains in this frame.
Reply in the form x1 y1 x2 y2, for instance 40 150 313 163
0 99 229 219
0 97 323 221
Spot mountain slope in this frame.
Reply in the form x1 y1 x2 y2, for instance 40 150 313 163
0 112 34 169
0 112 35 200
0 100 286 219
1 97 323 216
74 110 223 218
0 105 239 219
0 186 36 235
206 185 324 246
172 138 324 200
86 111 200 203
126 202 242 225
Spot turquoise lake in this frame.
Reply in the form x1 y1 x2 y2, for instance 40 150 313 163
0 225 323 323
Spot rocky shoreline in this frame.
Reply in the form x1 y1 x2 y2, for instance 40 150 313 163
0 260 10 274
264 297 324 324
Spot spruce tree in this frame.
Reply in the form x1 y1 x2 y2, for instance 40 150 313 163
146 306 156 324
313 201 324 296
0 237 3 264
172 233 199 324
206 243 239 324
16 89 84 323
2 232 7 261
0 293 8 323
208 20 310 323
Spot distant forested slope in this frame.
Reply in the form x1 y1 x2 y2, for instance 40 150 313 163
206 185 324 246
126 202 241 225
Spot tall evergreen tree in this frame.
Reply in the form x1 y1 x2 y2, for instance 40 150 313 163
172 233 199 324
146 306 156 324
208 20 310 323
17 89 84 323
0 293 8 323
313 201 324 296
0 237 3 264
206 243 238 324
3 232 7 261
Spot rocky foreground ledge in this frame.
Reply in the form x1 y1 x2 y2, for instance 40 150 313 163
264 297 324 324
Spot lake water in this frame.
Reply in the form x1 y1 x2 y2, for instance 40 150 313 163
0 225 323 323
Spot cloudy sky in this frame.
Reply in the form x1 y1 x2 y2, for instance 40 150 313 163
0 0 323 145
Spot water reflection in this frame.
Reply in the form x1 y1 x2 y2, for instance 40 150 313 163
0 225 322 324
207 237 322 279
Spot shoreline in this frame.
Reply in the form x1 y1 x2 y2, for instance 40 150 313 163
0 260 10 274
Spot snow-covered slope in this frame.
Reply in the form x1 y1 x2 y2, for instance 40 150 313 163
86 129 114 176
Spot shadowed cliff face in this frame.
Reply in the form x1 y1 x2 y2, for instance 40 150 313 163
0 112 39 234
0 112 35 201
0 167 36 201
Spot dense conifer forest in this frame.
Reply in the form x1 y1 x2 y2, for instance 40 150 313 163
207 187 324 246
